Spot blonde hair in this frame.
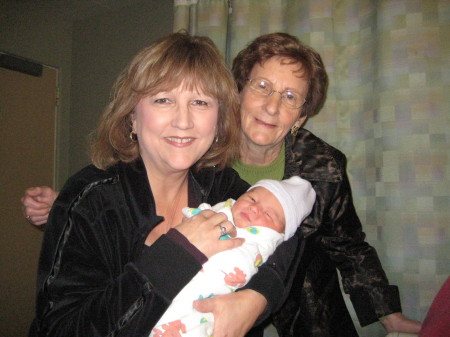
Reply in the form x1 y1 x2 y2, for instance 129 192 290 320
90 32 240 171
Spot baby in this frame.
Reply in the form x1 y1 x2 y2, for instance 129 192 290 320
151 176 316 337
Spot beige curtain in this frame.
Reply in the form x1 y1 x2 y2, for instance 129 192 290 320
174 0 229 57
173 1 450 336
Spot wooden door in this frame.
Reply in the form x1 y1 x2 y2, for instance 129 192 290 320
0 62 57 337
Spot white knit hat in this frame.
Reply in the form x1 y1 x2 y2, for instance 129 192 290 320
249 176 316 241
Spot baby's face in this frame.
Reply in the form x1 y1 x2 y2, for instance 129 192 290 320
232 187 285 233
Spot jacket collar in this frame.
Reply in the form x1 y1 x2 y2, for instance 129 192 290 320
284 129 345 237
118 159 159 235
189 166 216 205
118 158 216 234
285 129 344 183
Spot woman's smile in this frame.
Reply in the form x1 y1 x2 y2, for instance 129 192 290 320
132 84 219 173
254 117 277 128
165 136 196 146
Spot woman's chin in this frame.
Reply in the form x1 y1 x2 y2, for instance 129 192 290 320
166 158 201 172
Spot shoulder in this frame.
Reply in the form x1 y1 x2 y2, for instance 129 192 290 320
286 128 347 182
44 164 122 244
56 164 120 208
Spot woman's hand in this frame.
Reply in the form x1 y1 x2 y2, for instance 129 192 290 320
193 289 267 337
21 186 58 226
381 312 422 333
175 210 244 258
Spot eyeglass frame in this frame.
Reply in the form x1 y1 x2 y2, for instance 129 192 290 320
246 77 307 109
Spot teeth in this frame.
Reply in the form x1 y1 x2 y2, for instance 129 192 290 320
166 137 194 144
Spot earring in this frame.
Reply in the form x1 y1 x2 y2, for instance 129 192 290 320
129 131 137 142
291 123 300 137
215 136 219 143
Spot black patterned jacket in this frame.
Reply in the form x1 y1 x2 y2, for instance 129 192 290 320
271 128 402 337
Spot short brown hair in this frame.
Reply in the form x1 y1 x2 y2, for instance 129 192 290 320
232 32 328 117
91 32 240 170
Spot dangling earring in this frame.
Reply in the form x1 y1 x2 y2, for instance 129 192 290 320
129 131 137 142
291 123 300 136
215 136 219 143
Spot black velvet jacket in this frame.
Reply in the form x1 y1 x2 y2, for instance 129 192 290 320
29 159 255 337
271 128 402 337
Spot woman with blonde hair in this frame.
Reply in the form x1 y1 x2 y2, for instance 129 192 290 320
28 32 252 337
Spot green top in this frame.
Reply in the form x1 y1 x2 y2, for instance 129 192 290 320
232 142 285 185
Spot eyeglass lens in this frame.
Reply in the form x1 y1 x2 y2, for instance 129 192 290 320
248 78 305 108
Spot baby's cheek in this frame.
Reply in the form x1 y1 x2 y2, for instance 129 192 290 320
233 215 246 228
231 206 243 228
273 222 285 234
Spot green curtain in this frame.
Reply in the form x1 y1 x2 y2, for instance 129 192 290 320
173 1 450 336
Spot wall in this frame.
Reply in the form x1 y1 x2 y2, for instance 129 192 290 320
0 4 73 336
0 1 173 335
0 0 174 184
0 2 73 188
69 1 174 174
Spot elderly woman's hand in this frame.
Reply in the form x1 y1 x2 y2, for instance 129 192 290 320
175 210 244 258
21 186 58 226
381 312 422 333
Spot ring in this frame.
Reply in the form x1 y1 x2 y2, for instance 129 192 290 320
219 225 227 237
26 215 32 222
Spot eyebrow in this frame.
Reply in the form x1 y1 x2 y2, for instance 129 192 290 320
253 76 304 93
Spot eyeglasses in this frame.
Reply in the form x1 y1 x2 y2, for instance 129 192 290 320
247 78 306 109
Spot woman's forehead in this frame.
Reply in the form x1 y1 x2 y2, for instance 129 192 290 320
254 56 309 78
151 78 214 97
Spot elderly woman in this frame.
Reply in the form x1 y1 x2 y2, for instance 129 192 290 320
226 33 422 336
24 33 421 337
27 32 258 337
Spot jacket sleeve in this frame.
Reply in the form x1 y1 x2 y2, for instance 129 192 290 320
32 185 202 337
317 161 402 326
